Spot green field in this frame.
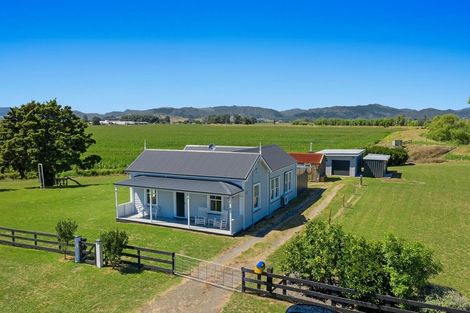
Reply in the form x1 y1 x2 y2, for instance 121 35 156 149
223 161 470 312
0 176 235 313
334 162 470 297
86 124 396 169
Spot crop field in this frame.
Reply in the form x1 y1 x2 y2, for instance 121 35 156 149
0 176 235 313
85 124 396 169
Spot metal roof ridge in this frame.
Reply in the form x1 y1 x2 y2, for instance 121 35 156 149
144 148 260 155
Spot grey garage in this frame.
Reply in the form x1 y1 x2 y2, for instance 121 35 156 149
363 154 390 178
318 149 365 177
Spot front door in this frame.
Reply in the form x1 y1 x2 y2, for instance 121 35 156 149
176 192 185 218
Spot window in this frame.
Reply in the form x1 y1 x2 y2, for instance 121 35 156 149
209 195 222 212
270 177 280 201
145 189 157 206
253 183 260 210
284 171 293 193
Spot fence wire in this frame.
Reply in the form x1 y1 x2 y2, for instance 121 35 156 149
174 253 241 291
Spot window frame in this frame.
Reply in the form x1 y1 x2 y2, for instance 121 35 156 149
208 195 223 213
284 170 293 193
145 189 157 206
253 183 261 211
270 176 280 202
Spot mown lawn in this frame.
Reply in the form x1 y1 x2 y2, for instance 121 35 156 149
223 161 470 312
0 176 236 313
86 124 395 169
336 162 470 297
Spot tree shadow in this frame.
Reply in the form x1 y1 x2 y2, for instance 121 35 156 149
387 171 402 179
0 188 17 192
239 188 327 238
324 177 342 182
119 263 144 275
24 183 107 190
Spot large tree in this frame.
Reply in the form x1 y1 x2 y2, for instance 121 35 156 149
0 99 95 185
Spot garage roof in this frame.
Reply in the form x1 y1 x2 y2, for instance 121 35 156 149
364 154 390 161
317 149 365 156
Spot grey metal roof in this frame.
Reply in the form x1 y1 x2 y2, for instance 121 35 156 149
317 149 365 156
115 176 243 196
126 149 259 180
364 154 390 161
238 144 297 171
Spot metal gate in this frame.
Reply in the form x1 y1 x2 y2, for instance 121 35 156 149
174 254 241 291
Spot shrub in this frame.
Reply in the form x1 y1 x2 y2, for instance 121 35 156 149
79 154 102 170
365 145 409 166
281 221 442 299
281 221 349 284
382 235 442 299
422 285 470 312
55 219 78 259
100 229 129 269
339 238 389 297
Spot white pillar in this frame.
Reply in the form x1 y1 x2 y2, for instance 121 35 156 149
187 194 191 228
229 197 232 234
114 187 119 218
150 193 153 222
95 239 103 268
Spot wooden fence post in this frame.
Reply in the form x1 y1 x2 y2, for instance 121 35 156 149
171 252 176 274
137 249 141 267
34 233 38 246
11 230 15 243
257 273 261 290
282 279 287 295
241 268 246 292
266 266 274 293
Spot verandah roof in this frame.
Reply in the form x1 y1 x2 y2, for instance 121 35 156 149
114 176 243 196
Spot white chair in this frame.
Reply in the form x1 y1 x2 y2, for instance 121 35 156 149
135 202 146 218
213 211 228 229
151 205 160 220
195 207 207 226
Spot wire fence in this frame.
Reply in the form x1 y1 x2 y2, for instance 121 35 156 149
174 253 241 291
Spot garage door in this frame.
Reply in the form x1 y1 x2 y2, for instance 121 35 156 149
332 160 350 176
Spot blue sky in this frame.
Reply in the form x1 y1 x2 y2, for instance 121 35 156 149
0 0 469 113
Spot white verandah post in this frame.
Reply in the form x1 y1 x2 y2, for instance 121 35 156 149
187 194 191 228
114 187 119 218
150 192 153 222
229 196 232 234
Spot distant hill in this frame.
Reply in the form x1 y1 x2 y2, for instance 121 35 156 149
73 104 470 121
0 107 10 117
3 104 470 120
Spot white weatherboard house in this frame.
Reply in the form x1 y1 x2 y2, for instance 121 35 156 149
114 144 297 235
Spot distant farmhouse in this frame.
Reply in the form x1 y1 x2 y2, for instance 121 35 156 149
114 144 297 235
100 119 148 125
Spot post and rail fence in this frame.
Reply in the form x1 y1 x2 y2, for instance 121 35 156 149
0 226 175 274
0 226 74 256
241 267 469 313
1 226 467 313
